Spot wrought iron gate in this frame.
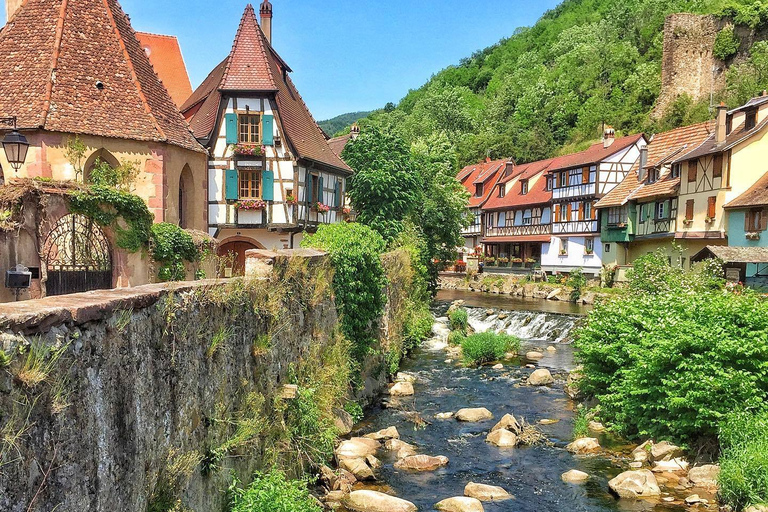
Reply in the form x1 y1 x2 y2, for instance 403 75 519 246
44 214 112 296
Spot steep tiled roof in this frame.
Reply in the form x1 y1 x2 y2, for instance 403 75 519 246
548 134 645 172
458 159 506 207
483 161 553 211
0 0 204 152
328 134 351 157
183 5 350 172
596 122 713 208
694 245 768 264
136 32 194 108
725 171 768 209
675 117 768 162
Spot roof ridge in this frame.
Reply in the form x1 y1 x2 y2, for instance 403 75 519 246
220 4 276 91
40 0 68 128
101 0 166 141
134 31 179 40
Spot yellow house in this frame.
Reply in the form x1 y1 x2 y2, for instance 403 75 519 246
673 97 768 265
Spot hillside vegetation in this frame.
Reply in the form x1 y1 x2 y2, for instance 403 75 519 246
348 0 768 166
318 111 372 137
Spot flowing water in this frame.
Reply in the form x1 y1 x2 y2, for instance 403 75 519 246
346 290 708 512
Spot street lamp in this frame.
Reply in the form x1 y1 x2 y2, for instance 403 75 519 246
0 117 29 172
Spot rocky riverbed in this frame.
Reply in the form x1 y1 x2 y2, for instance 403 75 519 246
318 293 721 512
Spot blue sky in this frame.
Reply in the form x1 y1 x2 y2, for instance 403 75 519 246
115 1 558 120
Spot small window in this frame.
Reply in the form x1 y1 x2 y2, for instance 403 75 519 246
746 208 768 232
604 243 611 253
707 196 717 218
523 209 533 225
520 180 528 195
655 200 669 220
239 170 261 198
585 237 595 254
312 174 321 203
713 154 723 178
746 108 758 131
238 114 261 144
639 203 647 224
475 183 483 197
545 176 553 191
584 201 593 220
560 238 568 255
648 167 659 183
671 163 681 179
680 257 687 269
582 166 590 184
726 114 733 135
688 160 698 183
498 184 506 198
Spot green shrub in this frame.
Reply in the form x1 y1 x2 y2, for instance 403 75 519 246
403 303 434 351
447 329 466 346
714 25 741 60
719 411 768 510
573 406 590 439
228 470 322 512
461 332 520 365
575 256 768 446
303 223 387 360
150 223 200 282
284 386 338 469
344 401 364 423
448 308 468 331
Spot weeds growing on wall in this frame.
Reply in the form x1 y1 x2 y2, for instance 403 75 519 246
147 450 203 512
227 469 322 512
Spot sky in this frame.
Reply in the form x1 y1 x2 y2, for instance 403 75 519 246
8 0 561 121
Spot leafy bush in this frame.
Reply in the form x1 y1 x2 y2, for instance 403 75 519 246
403 303 434 351
448 308 469 331
302 223 387 360
88 158 139 191
344 401 364 423
575 255 768 446
461 332 520 365
447 329 466 346
228 470 322 512
573 406 590 439
284 387 337 468
150 223 200 282
719 411 768 510
566 267 587 297
714 25 741 60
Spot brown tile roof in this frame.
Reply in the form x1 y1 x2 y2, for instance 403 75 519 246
0 0 204 152
183 5 350 172
694 245 768 263
595 122 713 208
725 171 768 209
136 32 194 108
548 134 645 172
483 161 553 211
675 117 768 163
459 159 505 207
328 134 351 156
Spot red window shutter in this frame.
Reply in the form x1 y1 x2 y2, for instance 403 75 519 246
685 200 693 221
688 161 697 183
554 204 560 222
591 202 597 220
713 154 723 178
566 203 572 220
707 196 716 218
578 202 585 220
746 210 752 231
582 167 590 184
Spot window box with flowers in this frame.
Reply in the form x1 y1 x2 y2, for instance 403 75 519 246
231 144 264 158
284 194 297 205
497 257 510 267
485 256 497 267
313 202 331 214
511 257 523 267
683 219 694 227
525 258 536 268
584 249 594 256
455 260 467 273
747 232 761 241
235 199 267 211
559 249 568 256
705 216 716 224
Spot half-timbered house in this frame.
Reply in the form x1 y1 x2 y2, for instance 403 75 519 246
541 129 647 276
181 2 352 271
481 159 553 269
458 158 506 254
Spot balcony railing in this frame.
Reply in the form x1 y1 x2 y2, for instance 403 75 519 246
553 183 597 199
462 224 482 235
484 223 550 237
553 220 599 234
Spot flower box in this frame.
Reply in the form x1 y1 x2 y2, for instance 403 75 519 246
559 250 568 256
342 206 352 215
747 232 761 241
683 219 693 227
314 202 331 214
231 144 263 157
235 199 267 211
705 216 716 224
285 194 297 205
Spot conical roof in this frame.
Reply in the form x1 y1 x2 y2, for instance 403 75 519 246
0 0 203 152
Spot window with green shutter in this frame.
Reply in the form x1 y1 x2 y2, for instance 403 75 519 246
262 115 274 145
225 169 239 201
262 169 274 201
225 113 238 145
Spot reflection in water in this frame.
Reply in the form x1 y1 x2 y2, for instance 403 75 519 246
349 291 692 512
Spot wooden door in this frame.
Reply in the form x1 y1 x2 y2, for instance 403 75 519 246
218 241 258 276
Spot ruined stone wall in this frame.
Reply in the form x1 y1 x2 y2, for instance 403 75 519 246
0 250 386 512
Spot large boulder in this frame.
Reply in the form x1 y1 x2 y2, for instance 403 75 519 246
334 409 354 436
561 470 589 484
608 470 662 499
364 426 400 441
652 458 689 473
464 482 512 501
384 439 417 459
632 440 653 463
526 351 544 360
336 437 381 460
491 413 521 434
339 457 376 481
566 438 601 455
455 408 493 422
486 428 518 447
389 382 414 396
435 497 484 512
394 454 449 471
688 464 720 487
395 372 417 383
342 490 417 512
528 369 554 386
650 441 683 462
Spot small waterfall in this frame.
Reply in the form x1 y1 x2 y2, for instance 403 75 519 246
466 307 579 343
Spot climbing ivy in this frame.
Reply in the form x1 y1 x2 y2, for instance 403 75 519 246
69 185 153 252
150 223 199 282
714 25 741 61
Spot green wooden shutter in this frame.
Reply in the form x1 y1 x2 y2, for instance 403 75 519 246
262 115 274 145
305 172 312 203
334 180 341 208
262 169 274 201
225 113 238 145
225 169 239 201
318 176 324 205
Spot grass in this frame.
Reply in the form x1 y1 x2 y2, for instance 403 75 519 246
461 331 520 365
207 326 233 359
0 349 11 367
719 411 768 510
16 339 68 388
447 329 466 346
448 308 468 331
573 406 590 438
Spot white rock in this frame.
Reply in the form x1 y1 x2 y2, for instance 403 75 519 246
608 470 661 499
526 351 544 360
491 413 521 434
389 382 414 396
528 369 554 386
335 438 381 460
632 440 652 462
435 497 484 512
486 428 518 447
652 458 689 473
650 441 683 461
546 346 557 352
566 438 600 455
384 439 417 459
464 482 512 501
455 408 493 422
491 363 504 370
561 470 589 484
339 457 375 481
435 412 455 420
364 426 400 441
688 464 720 487
395 372 417 383
588 421 605 432
342 490 417 512
393 454 449 471
685 495 702 505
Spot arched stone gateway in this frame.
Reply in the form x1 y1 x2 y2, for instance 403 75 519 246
44 214 112 296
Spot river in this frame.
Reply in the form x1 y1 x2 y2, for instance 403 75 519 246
345 290 702 512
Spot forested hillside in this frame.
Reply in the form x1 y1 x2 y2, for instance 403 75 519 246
347 0 768 166
318 111 372 137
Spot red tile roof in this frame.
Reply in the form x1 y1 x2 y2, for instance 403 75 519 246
676 117 768 163
183 5 350 172
459 159 506 207
328 134 351 157
0 0 203 152
725 170 768 209
136 32 194 108
483 160 553 211
595 122 713 208
548 134 645 172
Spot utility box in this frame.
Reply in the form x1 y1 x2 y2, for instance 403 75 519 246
5 265 31 289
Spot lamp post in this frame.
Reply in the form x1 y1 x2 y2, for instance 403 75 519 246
0 117 29 183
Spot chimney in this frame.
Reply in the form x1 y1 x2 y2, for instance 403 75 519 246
716 102 727 144
350 122 360 141
6 0 23 23
260 1 273 45
603 126 615 149
637 146 648 182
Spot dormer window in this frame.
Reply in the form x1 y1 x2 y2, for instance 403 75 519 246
671 163 681 179
647 167 659 183
746 108 758 131
545 175 553 191
520 180 529 195
498 184 505 198
726 114 733 135
475 183 483 197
